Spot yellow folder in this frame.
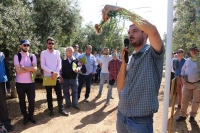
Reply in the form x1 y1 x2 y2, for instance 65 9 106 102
42 76 57 86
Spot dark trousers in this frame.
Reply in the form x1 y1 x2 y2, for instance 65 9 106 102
16 82 35 117
78 73 93 99
0 83 11 126
95 65 101 82
171 72 175 80
45 78 64 112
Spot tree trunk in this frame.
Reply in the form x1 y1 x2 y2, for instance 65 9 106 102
10 80 17 98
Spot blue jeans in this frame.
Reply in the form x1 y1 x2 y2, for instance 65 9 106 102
63 78 78 106
106 83 120 104
98 73 109 95
116 111 154 133
78 73 93 99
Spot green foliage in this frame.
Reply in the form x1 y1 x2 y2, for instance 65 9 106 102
0 0 40 80
73 21 124 52
173 0 200 52
173 0 200 77
32 0 82 47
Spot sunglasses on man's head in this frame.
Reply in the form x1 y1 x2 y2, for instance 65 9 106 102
48 43 54 45
23 44 29 47
176 51 183 54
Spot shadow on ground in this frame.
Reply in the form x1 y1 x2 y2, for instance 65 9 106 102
74 106 117 130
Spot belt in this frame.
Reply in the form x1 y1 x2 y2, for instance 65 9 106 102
129 114 153 119
187 80 200 84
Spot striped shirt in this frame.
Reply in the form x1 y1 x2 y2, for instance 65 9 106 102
118 44 164 117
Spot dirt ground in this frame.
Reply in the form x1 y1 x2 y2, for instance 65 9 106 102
6 77 200 133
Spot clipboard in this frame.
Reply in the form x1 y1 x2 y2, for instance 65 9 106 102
32 72 36 82
42 76 57 86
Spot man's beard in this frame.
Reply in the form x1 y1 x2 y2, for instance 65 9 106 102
48 47 53 50
130 36 144 47
22 48 27 52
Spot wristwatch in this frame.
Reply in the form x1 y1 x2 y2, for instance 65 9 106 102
51 71 54 75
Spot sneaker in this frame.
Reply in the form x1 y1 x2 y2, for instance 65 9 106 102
95 94 101 98
59 110 69 116
66 105 71 109
5 124 14 132
28 116 36 124
0 123 7 132
110 96 114 99
84 98 89 103
23 116 29 125
176 116 186 122
189 116 196 123
49 110 54 116
175 105 181 109
72 106 80 110
104 103 110 107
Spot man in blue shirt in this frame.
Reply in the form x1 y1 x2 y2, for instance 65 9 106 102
102 5 164 133
0 52 13 132
78 45 97 102
174 49 186 109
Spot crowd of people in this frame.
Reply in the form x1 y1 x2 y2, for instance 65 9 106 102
171 47 200 123
1 4 199 133
0 37 123 132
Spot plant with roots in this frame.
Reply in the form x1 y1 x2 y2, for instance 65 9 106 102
94 8 145 35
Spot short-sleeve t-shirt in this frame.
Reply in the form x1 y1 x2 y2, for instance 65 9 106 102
99 55 112 73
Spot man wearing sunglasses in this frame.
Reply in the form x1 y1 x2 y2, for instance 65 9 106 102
14 39 37 125
176 46 200 123
40 37 68 116
173 49 186 109
73 44 81 58
78 45 97 102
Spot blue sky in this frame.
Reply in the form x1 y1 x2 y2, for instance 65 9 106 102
79 0 168 37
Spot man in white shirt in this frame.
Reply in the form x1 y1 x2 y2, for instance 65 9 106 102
40 37 68 116
96 47 112 98
176 46 200 123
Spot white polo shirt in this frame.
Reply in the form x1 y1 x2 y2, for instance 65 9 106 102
99 55 112 73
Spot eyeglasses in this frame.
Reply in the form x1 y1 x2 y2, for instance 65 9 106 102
74 46 79 48
23 44 30 47
112 53 116 56
48 43 54 45
87 48 92 50
176 51 183 54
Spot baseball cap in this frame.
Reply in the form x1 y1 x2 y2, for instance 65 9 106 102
20 39 30 45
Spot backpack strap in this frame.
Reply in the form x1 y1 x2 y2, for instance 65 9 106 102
29 53 33 62
17 53 22 63
17 53 33 63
